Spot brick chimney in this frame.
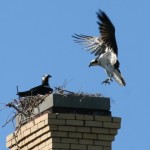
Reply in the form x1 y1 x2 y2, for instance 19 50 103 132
6 94 121 150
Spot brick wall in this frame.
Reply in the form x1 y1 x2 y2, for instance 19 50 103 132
6 113 121 150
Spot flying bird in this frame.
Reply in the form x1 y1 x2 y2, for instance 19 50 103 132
72 10 126 86
17 74 53 97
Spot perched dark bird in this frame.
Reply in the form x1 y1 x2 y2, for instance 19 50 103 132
73 10 126 86
17 74 53 97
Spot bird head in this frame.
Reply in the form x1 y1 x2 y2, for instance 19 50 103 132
42 74 52 86
42 74 51 79
89 59 98 67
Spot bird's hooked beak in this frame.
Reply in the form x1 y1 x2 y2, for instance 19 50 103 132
89 63 92 67
47 74 52 78
89 59 98 67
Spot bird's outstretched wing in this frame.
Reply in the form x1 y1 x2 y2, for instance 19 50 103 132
72 34 106 56
97 10 118 55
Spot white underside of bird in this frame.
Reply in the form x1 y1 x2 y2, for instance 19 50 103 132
89 47 126 86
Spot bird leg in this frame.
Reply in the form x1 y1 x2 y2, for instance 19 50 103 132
101 78 113 85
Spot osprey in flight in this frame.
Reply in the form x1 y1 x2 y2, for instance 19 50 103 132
73 10 126 86
17 74 53 97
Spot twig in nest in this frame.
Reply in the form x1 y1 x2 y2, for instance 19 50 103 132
2 112 17 128
54 87 102 100
3 94 49 127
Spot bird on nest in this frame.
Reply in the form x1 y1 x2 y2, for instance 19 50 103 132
73 10 126 86
17 74 53 97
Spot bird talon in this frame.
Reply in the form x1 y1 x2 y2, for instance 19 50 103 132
101 78 112 85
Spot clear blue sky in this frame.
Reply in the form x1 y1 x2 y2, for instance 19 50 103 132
0 0 150 149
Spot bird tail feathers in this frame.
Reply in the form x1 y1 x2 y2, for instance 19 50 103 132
113 69 126 86
17 91 32 97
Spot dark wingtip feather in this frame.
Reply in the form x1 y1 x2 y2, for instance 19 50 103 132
97 10 105 20
97 9 111 25
72 33 79 38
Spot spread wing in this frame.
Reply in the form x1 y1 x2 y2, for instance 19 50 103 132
72 10 118 56
72 34 106 56
97 10 118 55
